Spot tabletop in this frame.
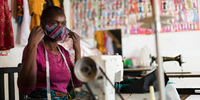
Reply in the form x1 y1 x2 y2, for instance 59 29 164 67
124 66 153 72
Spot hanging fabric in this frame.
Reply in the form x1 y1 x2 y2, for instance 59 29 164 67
29 0 46 30
20 0 31 45
94 31 106 54
58 39 75 64
17 0 23 23
52 0 60 7
0 0 14 51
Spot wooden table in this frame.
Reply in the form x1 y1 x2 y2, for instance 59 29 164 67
141 72 200 78
124 66 153 77
124 66 152 72
166 72 200 78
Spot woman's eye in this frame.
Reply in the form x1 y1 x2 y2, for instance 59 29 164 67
52 23 57 25
62 23 66 26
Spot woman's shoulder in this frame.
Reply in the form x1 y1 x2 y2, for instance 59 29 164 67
23 41 44 54
58 44 70 55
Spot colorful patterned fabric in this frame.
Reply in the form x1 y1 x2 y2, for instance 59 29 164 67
0 0 14 50
59 39 75 64
29 0 46 30
44 25 69 41
28 88 74 100
17 0 23 23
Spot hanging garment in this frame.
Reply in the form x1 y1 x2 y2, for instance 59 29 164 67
29 0 46 30
105 35 114 55
52 0 60 7
17 0 23 23
0 0 14 50
20 0 31 45
95 31 106 54
58 39 75 64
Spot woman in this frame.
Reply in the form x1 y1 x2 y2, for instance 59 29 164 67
17 6 81 99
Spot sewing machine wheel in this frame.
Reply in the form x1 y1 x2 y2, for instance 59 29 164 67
74 57 98 82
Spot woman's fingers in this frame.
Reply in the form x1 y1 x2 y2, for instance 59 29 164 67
28 26 44 45
68 31 80 41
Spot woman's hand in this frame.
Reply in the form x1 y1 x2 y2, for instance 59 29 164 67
68 30 81 62
28 26 44 45
68 30 80 52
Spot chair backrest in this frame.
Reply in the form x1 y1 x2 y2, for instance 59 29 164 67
0 63 25 100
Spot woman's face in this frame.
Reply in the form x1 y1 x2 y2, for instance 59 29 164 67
42 13 67 42
43 13 66 29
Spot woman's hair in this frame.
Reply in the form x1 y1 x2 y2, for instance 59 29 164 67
41 6 65 23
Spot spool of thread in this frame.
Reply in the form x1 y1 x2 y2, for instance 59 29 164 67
149 85 156 100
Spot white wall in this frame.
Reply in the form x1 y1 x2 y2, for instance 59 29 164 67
84 31 200 72
123 31 200 72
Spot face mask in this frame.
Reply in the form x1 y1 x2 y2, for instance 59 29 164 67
44 25 69 41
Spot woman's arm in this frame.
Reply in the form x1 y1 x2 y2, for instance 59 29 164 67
18 26 44 88
68 31 81 62
68 31 81 84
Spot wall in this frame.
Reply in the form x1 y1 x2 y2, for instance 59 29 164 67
84 31 200 72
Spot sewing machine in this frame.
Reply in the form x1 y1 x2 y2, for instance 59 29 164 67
150 54 184 67
74 55 124 100
149 54 188 74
